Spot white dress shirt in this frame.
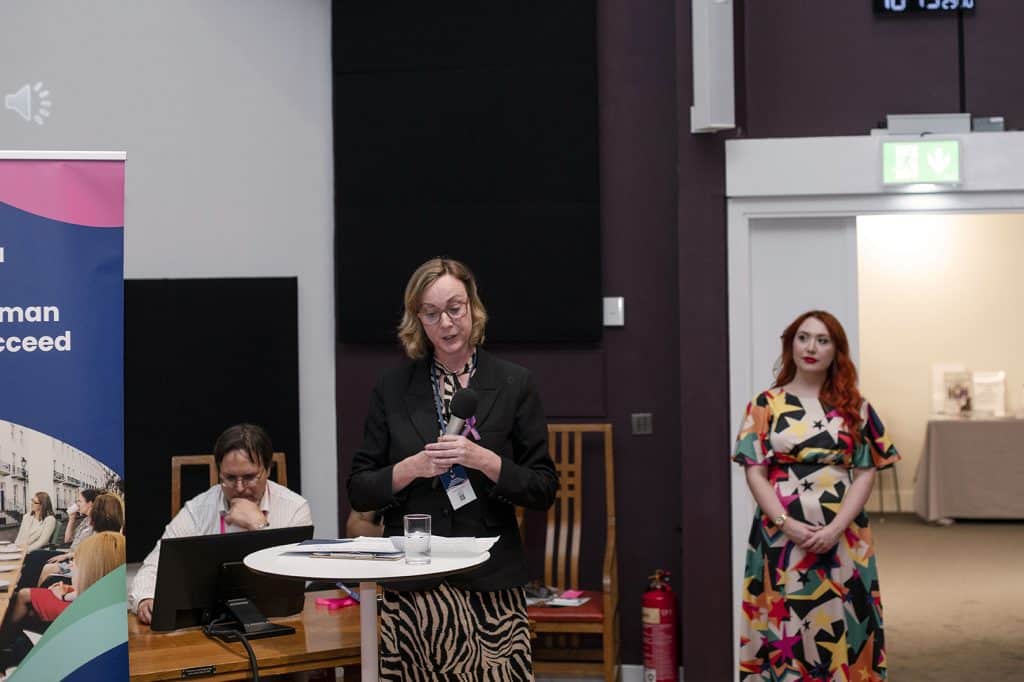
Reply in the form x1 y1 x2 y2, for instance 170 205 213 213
128 479 312 612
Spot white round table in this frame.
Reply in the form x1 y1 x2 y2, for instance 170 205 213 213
245 543 490 682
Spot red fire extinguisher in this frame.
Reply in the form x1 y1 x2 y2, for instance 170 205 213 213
642 569 678 682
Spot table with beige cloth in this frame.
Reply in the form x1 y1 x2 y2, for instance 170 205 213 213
915 417 1024 521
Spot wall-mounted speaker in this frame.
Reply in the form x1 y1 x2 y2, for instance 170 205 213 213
691 0 736 133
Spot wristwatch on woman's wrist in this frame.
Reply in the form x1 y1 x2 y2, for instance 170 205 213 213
774 513 788 529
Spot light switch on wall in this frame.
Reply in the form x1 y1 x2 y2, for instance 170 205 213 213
603 296 625 326
631 412 653 435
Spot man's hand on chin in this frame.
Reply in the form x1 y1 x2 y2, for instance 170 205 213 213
138 599 154 625
225 497 267 530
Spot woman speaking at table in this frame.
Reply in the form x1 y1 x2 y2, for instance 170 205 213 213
348 257 558 680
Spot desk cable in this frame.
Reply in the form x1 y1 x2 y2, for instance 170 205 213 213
202 617 260 681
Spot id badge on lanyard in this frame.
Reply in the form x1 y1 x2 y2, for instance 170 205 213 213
431 362 479 511
439 466 476 510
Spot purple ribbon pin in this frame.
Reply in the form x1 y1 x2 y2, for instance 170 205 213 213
461 416 481 441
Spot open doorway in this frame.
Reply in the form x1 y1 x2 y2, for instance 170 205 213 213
857 212 1024 680
858 212 1024 513
728 206 1024 680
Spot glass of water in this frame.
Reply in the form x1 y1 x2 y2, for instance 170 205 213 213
404 513 431 565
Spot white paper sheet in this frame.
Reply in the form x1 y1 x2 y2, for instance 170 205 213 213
971 370 1006 417
286 535 498 558
387 535 498 556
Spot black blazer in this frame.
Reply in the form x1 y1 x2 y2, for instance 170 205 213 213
347 348 558 591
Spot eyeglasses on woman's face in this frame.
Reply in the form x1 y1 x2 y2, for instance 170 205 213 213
31 499 39 505
418 300 469 326
220 470 265 489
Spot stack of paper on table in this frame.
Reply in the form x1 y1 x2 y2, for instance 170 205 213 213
286 537 404 560
387 535 498 556
285 535 498 560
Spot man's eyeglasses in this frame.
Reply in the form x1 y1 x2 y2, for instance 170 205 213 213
419 301 469 326
220 470 265 488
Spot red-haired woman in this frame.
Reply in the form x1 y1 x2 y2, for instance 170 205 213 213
733 311 900 681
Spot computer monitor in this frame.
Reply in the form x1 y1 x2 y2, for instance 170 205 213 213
150 525 314 632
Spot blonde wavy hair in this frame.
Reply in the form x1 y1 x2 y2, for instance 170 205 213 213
73 531 125 594
397 258 488 359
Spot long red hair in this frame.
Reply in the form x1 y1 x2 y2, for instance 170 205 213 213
772 310 863 439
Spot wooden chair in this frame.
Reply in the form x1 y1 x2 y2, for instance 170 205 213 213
529 423 619 681
170 452 288 517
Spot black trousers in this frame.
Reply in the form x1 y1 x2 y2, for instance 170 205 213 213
15 549 62 590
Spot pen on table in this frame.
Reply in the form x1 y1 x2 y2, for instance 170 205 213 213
336 583 360 602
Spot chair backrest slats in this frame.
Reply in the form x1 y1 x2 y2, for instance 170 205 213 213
170 452 288 518
569 429 583 588
543 423 613 591
543 435 558 587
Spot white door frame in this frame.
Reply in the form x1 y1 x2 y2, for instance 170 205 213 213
725 132 1024 677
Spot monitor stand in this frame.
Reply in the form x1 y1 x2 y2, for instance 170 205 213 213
206 597 295 641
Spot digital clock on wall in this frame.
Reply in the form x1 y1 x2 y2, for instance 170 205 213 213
874 0 974 12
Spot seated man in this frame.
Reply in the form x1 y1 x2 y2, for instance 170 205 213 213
129 424 312 625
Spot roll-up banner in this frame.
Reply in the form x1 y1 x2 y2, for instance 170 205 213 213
0 152 126 680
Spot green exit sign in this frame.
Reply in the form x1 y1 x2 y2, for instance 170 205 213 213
882 140 961 185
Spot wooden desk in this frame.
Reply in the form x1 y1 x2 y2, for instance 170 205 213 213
128 590 361 681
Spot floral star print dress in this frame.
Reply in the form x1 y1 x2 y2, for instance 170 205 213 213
733 389 900 682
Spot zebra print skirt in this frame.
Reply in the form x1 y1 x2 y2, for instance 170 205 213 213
379 582 533 681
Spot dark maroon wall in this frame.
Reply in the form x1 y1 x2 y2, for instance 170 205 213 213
674 7 732 682
598 0 682 666
743 5 960 137
963 4 1024 128
335 0 682 668
742 5 1024 138
334 3 1024 678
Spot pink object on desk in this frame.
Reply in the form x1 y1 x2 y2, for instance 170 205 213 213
560 589 583 599
315 596 356 610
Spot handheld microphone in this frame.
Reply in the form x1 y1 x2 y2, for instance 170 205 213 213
445 389 479 436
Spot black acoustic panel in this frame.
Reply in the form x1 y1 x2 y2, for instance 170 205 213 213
124 278 300 563
335 65 598 204
336 202 601 344
333 2 601 346
333 2 596 72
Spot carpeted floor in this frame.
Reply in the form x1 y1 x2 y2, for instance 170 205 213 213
872 513 1024 681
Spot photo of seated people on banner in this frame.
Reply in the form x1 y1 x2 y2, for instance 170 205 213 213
0 420 125 676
